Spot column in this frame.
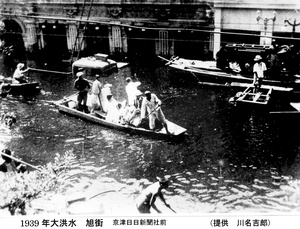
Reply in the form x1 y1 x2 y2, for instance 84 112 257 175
213 8 221 59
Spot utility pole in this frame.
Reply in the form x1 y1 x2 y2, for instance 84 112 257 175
284 18 300 38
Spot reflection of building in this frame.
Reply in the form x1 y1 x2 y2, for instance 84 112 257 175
0 0 299 61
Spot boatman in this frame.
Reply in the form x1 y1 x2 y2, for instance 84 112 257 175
253 55 267 91
74 71 90 113
135 177 171 214
140 91 171 134
13 63 29 84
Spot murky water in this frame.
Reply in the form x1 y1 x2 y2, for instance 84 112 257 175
1 58 300 214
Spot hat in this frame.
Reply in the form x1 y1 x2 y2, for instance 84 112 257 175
76 72 84 77
17 63 24 69
144 90 151 95
254 55 262 61
157 176 169 184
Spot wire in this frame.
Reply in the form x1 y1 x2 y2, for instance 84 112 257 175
1 12 300 42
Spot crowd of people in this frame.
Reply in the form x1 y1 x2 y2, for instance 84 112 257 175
73 71 172 135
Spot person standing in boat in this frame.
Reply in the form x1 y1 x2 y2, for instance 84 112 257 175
135 177 171 214
74 71 90 113
140 91 171 134
125 77 142 107
253 55 267 90
90 74 103 113
13 63 29 84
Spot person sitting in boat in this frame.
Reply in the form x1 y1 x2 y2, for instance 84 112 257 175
0 82 11 98
140 91 171 135
90 74 103 113
0 149 26 173
201 44 214 61
13 63 29 84
100 83 113 113
74 71 90 113
106 92 122 123
253 55 267 91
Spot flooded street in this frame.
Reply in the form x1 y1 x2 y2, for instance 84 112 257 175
1 58 300 214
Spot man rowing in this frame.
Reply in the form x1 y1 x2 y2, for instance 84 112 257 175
140 91 171 134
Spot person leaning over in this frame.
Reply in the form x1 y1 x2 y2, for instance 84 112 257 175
74 71 90 113
135 177 170 214
90 74 103 113
253 55 267 88
140 91 171 134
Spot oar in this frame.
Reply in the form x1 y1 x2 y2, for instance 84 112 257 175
28 67 72 75
0 151 42 172
167 204 176 213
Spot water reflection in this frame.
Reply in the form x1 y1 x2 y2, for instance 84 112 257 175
0 60 300 213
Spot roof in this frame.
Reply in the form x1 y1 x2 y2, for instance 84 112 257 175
72 56 116 69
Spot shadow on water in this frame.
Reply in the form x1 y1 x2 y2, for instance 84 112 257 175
1 56 300 213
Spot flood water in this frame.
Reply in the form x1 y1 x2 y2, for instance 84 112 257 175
1 57 300 214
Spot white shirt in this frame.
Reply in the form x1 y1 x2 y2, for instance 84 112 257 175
141 93 161 119
253 62 267 78
125 81 141 106
91 79 102 95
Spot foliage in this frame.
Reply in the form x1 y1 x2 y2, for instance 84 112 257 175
0 150 77 215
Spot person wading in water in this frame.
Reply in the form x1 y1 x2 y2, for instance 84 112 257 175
135 177 171 213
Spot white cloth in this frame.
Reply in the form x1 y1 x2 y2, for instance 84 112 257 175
100 85 112 113
125 81 141 106
91 79 102 95
106 97 120 123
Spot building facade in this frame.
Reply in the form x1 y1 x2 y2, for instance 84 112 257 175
0 0 299 62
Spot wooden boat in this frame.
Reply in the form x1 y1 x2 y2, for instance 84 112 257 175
159 55 300 90
54 93 187 140
229 85 273 106
0 76 40 96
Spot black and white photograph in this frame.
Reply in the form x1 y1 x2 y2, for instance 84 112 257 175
0 0 299 228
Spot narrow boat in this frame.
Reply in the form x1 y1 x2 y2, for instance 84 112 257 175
54 92 187 140
159 55 300 90
229 85 273 106
0 76 40 96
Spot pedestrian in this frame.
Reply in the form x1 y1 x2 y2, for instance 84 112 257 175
13 63 29 84
74 71 90 113
140 91 171 134
253 55 267 90
90 74 103 113
135 177 171 214
0 149 26 173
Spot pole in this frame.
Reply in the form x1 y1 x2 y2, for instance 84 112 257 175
0 151 42 172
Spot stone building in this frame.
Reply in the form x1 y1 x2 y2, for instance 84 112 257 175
0 0 299 62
